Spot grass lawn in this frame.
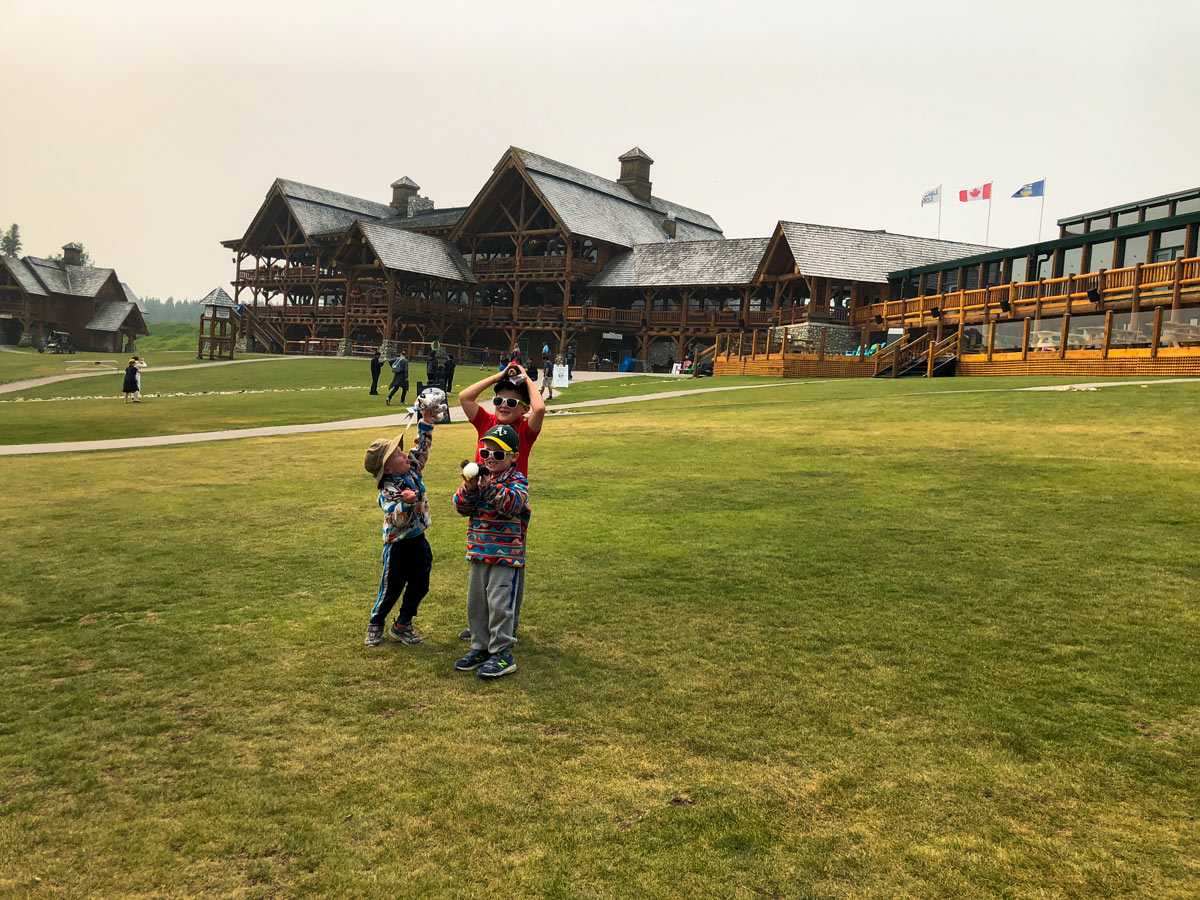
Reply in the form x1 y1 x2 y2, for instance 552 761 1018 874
0 348 236 384
137 323 203 351
1 381 1198 897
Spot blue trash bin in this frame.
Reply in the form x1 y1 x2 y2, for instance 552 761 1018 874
620 357 636 372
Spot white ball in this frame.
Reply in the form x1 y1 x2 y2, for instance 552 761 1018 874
463 462 480 479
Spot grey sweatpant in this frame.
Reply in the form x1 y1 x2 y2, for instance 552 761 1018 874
467 562 524 655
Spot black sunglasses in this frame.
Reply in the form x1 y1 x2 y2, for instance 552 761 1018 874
492 397 522 409
478 448 508 461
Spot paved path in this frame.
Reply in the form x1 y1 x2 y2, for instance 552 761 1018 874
2 376 1195 457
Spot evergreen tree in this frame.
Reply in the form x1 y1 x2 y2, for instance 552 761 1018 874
0 224 20 257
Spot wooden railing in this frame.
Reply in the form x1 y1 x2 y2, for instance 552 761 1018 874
236 266 321 283
470 256 601 279
866 255 1200 328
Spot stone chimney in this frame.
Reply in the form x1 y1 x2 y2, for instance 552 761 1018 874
663 213 677 240
618 147 653 203
62 242 83 266
390 177 420 215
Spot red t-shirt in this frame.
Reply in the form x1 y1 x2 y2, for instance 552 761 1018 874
470 407 539 476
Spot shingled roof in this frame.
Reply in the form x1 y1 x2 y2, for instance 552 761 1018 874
358 221 476 284
85 300 146 334
3 256 120 298
768 223 997 284
512 148 723 248
389 207 467 232
591 238 770 289
278 179 397 239
200 286 235 307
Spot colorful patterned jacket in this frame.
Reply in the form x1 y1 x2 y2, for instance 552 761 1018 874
378 420 433 543
452 466 531 567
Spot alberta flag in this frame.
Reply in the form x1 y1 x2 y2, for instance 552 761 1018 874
921 186 941 207
959 183 992 202
1012 179 1046 199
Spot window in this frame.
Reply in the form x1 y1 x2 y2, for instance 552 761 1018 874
1118 234 1149 268
1116 209 1140 227
905 275 919 298
1144 203 1170 222
1087 215 1112 233
1059 246 1084 277
1088 240 1114 272
923 272 939 295
984 260 1003 286
943 268 959 292
1036 252 1054 279
1153 228 1187 262
1174 196 1200 216
1062 221 1085 236
1009 256 1028 283
964 265 980 290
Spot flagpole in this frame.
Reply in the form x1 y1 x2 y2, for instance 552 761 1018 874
985 190 993 244
1037 177 1047 242
937 184 942 239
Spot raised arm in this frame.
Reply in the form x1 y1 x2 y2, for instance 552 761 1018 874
503 363 545 433
458 370 503 422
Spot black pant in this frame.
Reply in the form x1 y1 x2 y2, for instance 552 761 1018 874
387 375 408 403
370 370 381 394
370 535 432 625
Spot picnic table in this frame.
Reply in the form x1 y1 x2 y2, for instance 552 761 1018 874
1161 322 1200 346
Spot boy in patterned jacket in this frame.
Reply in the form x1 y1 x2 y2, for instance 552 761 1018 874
452 424 531 679
361 404 439 647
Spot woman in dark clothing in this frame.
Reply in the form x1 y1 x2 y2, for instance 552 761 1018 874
122 358 140 403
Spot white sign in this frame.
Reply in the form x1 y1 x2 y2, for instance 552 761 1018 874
671 363 682 375
552 364 570 388
601 332 621 340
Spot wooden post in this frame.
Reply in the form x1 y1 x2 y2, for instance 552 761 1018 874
1170 258 1183 323
1101 309 1113 359
817 327 826 361
955 322 964 359
1021 317 1031 361
1150 306 1163 358
1129 263 1142 333
1064 273 1074 317
751 329 759 358
1059 313 1070 360
987 321 996 362
925 339 935 378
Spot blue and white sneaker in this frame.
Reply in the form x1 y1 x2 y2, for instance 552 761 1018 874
477 651 516 679
364 623 384 646
454 648 490 672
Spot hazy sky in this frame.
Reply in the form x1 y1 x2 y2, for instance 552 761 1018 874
2 0 1198 300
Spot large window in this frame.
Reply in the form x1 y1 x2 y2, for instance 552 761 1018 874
1175 196 1200 216
923 272 939 295
1116 209 1140 227
964 265 980 290
1059 245 1084 277
1062 221 1085 236
1154 228 1187 262
984 260 1003 286
943 268 959 292
1009 256 1028 283
1144 203 1170 221
1036 252 1054 279
1087 215 1112 232
1119 234 1149 268
1088 240 1114 272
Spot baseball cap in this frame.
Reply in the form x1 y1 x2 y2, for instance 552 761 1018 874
481 424 519 453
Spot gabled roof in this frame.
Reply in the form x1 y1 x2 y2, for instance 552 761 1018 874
357 221 476 284
763 223 997 284
85 300 147 334
389 207 467 232
278 179 397 239
200 286 235 307
509 148 723 248
4 256 120 298
121 282 139 303
590 238 770 289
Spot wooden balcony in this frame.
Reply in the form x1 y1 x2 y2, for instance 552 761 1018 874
864 256 1200 329
470 256 601 280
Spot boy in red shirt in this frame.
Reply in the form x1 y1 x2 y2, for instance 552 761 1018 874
457 362 545 639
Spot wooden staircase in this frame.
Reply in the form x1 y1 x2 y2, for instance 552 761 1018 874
237 305 286 354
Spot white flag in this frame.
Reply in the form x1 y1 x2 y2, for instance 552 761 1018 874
921 186 941 207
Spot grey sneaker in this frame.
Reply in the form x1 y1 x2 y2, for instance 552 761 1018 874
458 629 472 641
387 622 423 644
365 623 384 646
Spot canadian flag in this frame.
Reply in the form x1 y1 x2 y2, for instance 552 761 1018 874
959 183 993 202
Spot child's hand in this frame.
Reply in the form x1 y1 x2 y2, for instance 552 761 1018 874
421 405 439 424
399 489 418 504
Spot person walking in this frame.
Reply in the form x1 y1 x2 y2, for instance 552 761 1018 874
426 351 439 388
369 351 383 395
566 346 576 381
122 357 139 403
442 354 456 391
386 351 409 406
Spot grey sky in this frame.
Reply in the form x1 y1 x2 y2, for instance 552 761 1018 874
2 0 1197 300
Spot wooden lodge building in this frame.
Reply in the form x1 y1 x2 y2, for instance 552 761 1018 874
0 243 147 352
219 148 1200 377
219 147 986 368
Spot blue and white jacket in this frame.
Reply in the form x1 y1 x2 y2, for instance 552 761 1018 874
378 420 433 543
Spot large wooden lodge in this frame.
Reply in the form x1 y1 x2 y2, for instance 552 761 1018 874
218 148 1200 377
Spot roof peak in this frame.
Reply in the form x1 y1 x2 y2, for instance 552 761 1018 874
391 176 420 189
619 147 654 163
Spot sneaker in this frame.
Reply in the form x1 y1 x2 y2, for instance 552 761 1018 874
478 651 516 679
458 629 472 641
385 396 391 406
387 622 423 644
364 623 384 646
454 648 490 671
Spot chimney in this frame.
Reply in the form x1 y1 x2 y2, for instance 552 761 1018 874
390 177 420 215
663 213 677 240
62 242 83 266
617 147 653 203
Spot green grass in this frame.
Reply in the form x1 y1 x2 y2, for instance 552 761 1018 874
1 381 1198 897
137 322 203 351
0 347 235 384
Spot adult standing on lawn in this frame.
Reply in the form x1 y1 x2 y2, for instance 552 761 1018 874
442 354 456 391
132 357 147 402
386 351 409 407
426 351 439 388
122 357 139 403
369 351 383 395
566 346 576 381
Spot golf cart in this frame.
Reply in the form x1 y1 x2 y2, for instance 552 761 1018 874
45 330 75 354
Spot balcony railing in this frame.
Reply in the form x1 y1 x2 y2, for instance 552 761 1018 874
470 256 601 279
